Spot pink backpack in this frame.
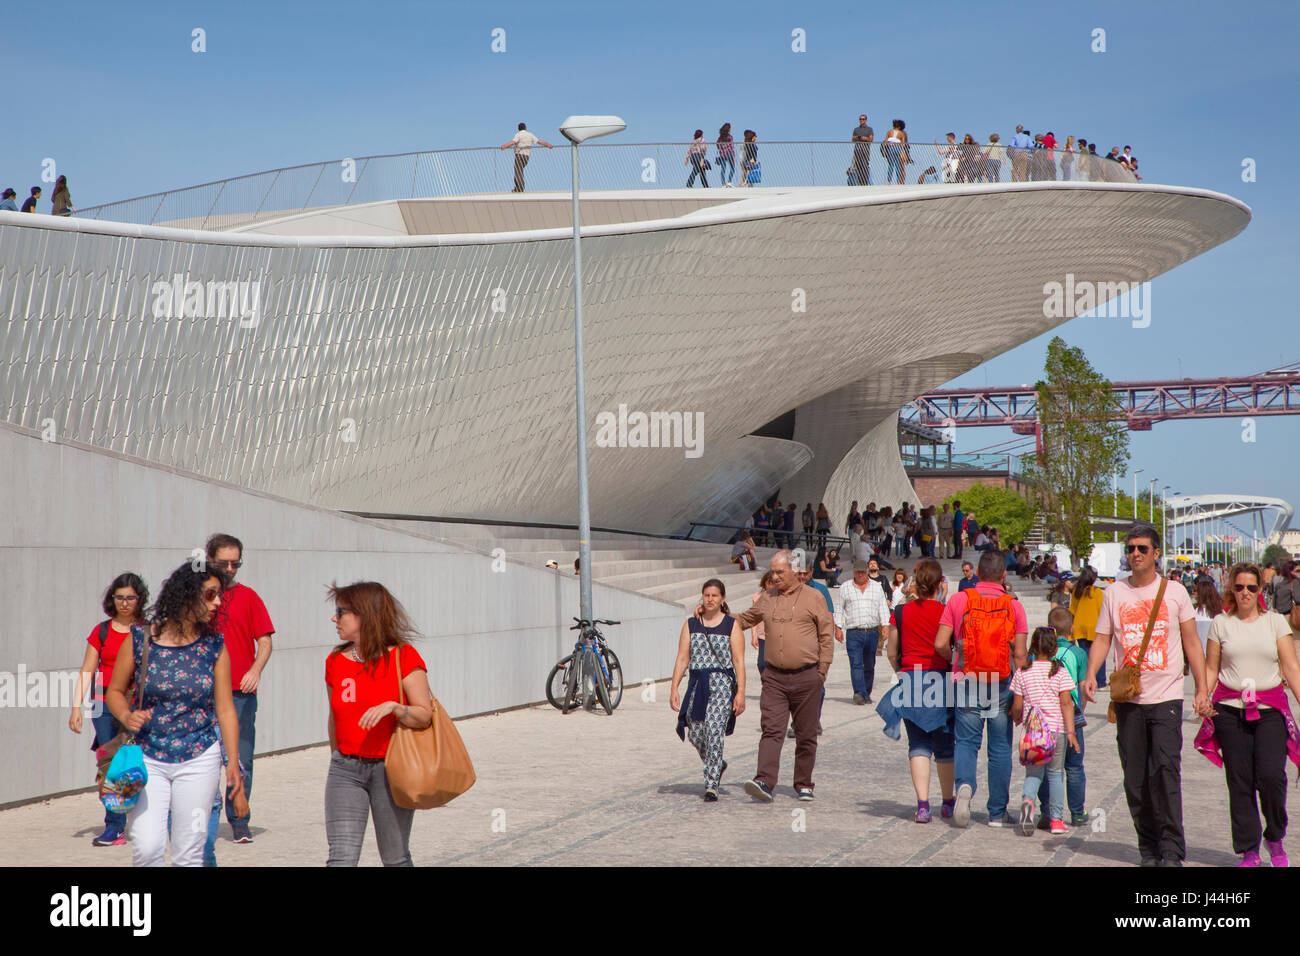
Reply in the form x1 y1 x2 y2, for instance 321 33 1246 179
1019 704 1056 766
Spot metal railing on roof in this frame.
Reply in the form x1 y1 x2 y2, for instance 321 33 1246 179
76 141 1139 231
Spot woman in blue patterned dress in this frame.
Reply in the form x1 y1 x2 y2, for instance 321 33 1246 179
671 579 746 801
107 562 244 866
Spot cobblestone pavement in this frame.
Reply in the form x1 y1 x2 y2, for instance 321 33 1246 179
0 590 1273 867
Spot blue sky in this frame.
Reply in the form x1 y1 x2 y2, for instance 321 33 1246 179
5 0 1298 509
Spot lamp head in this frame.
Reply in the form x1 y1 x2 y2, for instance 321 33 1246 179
559 115 627 144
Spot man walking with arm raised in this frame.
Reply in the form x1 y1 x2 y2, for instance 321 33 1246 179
1081 524 1210 867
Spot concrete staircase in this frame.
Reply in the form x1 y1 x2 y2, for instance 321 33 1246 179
377 520 776 613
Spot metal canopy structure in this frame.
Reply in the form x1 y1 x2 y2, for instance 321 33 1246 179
1165 493 1295 558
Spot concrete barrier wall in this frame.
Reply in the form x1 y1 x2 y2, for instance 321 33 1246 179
0 423 684 806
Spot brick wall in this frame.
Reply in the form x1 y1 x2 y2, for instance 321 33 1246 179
908 472 1031 506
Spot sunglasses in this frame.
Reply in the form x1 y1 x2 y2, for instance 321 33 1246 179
201 587 221 601
1125 544 1152 554
335 606 354 617
213 560 242 570
1233 584 1260 593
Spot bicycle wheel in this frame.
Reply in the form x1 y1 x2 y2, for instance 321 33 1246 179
581 648 600 711
546 655 574 710
603 648 623 710
562 651 582 714
592 653 614 715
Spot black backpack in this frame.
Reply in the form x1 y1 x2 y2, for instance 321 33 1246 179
1274 578 1298 614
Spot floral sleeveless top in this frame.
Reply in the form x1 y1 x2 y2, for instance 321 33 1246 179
132 627 223 762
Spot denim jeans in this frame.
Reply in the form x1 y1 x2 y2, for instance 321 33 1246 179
1023 730 1069 820
845 628 879 698
756 638 766 674
325 752 414 866
1077 638 1106 686
954 680 1015 821
91 712 128 830
202 689 257 866
1038 712 1086 816
717 154 735 184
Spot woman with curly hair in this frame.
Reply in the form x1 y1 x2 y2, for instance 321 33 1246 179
325 581 432 866
106 562 244 867
69 572 149 847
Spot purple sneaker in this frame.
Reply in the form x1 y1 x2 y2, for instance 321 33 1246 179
940 799 955 820
1239 850 1261 867
1266 841 1289 867
915 803 932 823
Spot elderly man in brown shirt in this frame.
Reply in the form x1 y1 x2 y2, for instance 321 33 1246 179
734 549 835 801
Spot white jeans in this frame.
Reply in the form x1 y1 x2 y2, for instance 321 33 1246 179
129 742 222 867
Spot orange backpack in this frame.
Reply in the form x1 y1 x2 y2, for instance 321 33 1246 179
958 589 1015 679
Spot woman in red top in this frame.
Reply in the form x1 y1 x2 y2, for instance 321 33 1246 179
68 572 149 846
325 581 433 866
885 559 955 822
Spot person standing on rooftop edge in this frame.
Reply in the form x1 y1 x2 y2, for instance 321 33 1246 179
500 122 554 193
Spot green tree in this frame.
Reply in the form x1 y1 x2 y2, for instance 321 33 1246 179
1024 337 1130 566
1261 543 1290 569
943 483 1035 544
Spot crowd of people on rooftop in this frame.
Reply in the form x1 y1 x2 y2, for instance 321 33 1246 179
0 176 74 215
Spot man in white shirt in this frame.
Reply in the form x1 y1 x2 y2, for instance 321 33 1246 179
850 523 872 566
499 122 555 193
835 558 893 704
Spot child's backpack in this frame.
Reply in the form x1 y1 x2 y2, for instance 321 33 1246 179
958 589 1014 679
1019 703 1056 766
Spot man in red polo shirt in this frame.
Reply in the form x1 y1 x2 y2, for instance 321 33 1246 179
204 532 274 858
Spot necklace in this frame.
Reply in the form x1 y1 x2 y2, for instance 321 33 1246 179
349 646 365 663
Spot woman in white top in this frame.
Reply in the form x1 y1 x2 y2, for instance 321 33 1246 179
1205 562 1300 867
882 119 908 184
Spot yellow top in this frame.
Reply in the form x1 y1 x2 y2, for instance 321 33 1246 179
1069 586 1104 642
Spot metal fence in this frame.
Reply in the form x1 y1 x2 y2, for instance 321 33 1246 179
77 141 1139 230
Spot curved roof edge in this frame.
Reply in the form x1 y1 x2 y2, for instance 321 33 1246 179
0 181 1251 250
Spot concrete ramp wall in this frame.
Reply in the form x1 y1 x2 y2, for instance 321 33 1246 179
0 423 684 806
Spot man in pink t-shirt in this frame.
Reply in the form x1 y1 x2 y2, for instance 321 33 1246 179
1082 524 1209 868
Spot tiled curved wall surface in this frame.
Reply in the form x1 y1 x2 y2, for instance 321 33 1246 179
0 186 1248 534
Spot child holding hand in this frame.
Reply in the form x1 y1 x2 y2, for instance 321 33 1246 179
1010 626 1079 835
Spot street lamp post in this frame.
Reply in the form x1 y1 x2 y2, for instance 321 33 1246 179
1162 484 1170 570
1148 477 1157 524
560 115 626 625
1133 469 1143 522
1113 470 1118 543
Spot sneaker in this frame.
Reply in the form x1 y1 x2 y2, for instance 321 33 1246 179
92 827 126 847
744 778 774 803
787 726 796 739
796 787 815 802
852 694 866 705
231 824 254 844
952 784 972 828
704 789 718 802
1049 819 1069 835
720 760 728 780
863 696 872 705
987 816 1011 828
1070 812 1090 828
1156 858 1183 867
940 799 955 819
1266 840 1289 867
915 804 932 823
1036 814 1051 832
1140 856 1160 867
1018 800 1036 836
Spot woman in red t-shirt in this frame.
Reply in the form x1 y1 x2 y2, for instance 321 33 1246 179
68 572 149 846
325 581 433 866
885 559 955 822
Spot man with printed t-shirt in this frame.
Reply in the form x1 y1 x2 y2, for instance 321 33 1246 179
1082 524 1210 867
934 550 1028 828
204 532 274 860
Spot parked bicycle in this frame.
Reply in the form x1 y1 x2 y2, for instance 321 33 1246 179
546 618 623 715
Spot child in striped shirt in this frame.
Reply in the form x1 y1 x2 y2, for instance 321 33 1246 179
1009 626 1079 835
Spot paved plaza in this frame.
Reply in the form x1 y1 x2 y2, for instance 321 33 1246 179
0 584 1271 867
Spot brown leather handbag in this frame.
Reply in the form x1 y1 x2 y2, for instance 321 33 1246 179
1107 577 1166 722
384 646 476 809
